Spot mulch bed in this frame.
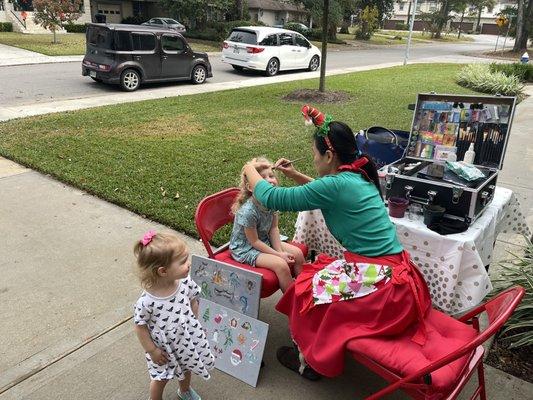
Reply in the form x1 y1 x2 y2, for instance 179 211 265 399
486 337 533 383
283 89 352 104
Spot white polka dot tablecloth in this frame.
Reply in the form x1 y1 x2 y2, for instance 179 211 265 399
293 187 530 315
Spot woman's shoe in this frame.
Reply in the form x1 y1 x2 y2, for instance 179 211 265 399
276 346 321 381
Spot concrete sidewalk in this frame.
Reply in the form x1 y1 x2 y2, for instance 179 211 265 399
0 43 83 66
1 70 532 399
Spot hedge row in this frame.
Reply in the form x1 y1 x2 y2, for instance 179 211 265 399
0 22 13 32
64 23 87 33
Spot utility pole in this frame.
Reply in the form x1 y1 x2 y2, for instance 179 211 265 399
319 0 329 92
403 0 419 65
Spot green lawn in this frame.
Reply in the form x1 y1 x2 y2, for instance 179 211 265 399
0 32 86 56
0 32 221 55
379 30 474 43
0 64 476 238
337 29 474 46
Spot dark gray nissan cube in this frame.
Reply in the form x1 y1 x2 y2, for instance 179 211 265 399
82 23 213 91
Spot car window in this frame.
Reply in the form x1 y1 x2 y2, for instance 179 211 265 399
295 34 309 48
164 18 177 24
162 35 186 52
279 33 293 46
87 26 113 49
114 31 133 51
152 19 163 25
132 33 156 51
259 34 277 46
228 29 257 44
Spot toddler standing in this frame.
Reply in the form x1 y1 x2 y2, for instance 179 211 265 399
133 231 214 400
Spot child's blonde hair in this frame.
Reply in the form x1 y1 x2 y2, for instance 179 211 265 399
231 157 274 215
133 232 188 289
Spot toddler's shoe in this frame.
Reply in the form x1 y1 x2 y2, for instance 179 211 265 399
178 388 201 400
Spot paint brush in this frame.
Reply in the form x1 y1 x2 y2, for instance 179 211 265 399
273 156 306 170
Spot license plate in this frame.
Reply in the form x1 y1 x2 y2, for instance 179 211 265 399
233 47 239 54
89 70 96 78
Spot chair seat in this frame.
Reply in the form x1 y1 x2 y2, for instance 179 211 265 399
214 242 308 298
347 308 478 395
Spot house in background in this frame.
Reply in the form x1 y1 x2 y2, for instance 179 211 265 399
248 0 310 27
384 0 517 35
1 0 312 33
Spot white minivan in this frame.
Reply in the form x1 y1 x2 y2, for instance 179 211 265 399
221 26 321 76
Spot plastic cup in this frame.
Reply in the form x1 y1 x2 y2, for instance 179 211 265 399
423 204 446 226
388 197 409 218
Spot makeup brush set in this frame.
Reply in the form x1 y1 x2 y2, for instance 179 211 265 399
384 93 517 224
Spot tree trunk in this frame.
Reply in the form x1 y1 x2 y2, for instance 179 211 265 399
434 0 450 39
458 9 465 38
235 0 243 20
513 0 533 52
476 8 482 33
319 0 329 93
53 28 57 44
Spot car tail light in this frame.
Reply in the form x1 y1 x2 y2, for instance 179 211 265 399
223 41 229 49
98 64 111 72
246 46 264 54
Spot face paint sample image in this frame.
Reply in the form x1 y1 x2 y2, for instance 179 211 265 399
199 298 269 387
191 255 263 318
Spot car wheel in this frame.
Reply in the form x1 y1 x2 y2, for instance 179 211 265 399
265 58 279 77
308 55 320 72
90 76 102 83
120 69 140 91
232 65 244 71
191 65 207 84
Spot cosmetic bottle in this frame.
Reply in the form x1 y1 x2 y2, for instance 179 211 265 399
463 143 475 164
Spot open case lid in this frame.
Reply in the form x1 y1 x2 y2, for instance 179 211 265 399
406 93 517 170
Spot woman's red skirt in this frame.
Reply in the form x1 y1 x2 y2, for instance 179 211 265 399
275 250 432 377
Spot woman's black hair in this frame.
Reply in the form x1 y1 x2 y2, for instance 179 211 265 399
314 121 382 197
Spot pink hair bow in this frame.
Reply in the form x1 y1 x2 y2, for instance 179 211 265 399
141 230 156 246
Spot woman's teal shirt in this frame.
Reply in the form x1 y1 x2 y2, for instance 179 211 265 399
254 172 403 257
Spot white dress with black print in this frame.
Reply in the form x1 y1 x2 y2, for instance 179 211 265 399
134 277 215 381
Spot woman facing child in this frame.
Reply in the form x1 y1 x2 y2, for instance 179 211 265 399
133 231 214 400
229 157 305 292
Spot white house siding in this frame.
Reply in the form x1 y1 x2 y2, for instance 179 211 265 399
387 0 517 34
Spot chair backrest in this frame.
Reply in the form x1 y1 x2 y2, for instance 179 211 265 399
195 188 240 258
459 285 525 346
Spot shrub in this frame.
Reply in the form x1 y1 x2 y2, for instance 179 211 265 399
208 20 265 41
64 23 87 33
456 64 524 96
306 28 323 40
492 238 533 349
184 28 219 42
395 22 409 30
0 22 13 32
284 22 307 35
490 62 533 82
121 16 145 25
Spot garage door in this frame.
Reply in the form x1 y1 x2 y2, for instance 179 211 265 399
96 3 122 24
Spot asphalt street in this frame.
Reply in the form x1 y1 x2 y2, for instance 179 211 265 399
0 39 498 108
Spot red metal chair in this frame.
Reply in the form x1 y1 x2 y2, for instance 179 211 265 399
195 187 307 298
347 285 525 400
